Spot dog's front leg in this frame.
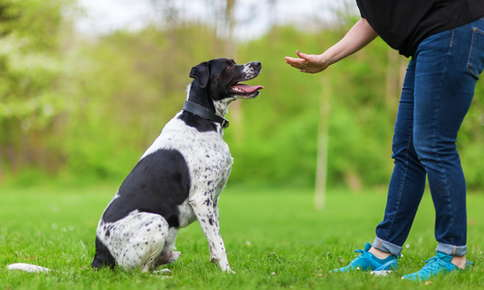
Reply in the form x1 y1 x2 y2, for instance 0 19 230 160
189 197 232 273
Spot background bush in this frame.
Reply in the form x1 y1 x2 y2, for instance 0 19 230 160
0 1 482 191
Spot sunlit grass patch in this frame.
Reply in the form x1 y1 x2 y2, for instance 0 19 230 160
0 185 482 289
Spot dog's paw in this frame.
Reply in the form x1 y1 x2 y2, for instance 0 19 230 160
168 251 181 263
157 251 181 265
210 257 233 273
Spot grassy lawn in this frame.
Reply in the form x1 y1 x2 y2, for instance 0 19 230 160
0 184 482 289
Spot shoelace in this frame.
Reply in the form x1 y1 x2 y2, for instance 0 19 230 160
418 256 450 274
349 248 372 267
353 248 372 259
354 243 372 255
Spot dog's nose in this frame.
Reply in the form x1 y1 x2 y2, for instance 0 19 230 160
251 62 262 69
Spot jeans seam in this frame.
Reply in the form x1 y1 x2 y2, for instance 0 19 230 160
386 121 412 237
434 33 455 244
380 60 415 243
449 28 455 48
466 28 476 75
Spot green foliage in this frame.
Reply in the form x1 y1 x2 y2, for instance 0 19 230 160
61 25 228 181
0 2 483 190
0 0 68 174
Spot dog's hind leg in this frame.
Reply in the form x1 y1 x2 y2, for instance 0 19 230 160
100 212 169 272
155 228 181 266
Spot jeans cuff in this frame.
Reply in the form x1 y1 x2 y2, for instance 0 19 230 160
437 242 467 256
372 237 402 256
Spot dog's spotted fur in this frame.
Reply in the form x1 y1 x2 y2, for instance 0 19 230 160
92 59 262 273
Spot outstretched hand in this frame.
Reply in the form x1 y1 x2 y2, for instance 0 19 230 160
284 50 330 73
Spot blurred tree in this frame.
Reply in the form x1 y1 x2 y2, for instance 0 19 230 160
0 0 68 179
222 0 245 144
1 0 482 191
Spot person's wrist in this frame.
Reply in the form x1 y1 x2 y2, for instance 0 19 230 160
317 53 332 68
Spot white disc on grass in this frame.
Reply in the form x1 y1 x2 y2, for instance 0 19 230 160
7 263 50 273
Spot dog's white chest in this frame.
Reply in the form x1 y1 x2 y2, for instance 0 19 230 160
187 137 232 195
141 115 233 220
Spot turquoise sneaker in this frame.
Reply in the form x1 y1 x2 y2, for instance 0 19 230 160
332 243 398 273
402 252 467 281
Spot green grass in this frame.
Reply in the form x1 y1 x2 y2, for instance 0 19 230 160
0 184 483 289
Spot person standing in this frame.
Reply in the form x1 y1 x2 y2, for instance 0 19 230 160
285 0 483 281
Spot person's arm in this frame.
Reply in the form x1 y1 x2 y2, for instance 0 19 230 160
284 18 378 73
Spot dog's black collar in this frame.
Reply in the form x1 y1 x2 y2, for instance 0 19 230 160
183 101 229 129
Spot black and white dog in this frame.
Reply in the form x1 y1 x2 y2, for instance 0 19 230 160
91 58 263 273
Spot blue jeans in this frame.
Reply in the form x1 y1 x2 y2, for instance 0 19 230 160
373 18 484 257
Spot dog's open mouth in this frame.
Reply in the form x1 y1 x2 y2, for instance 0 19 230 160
230 83 264 98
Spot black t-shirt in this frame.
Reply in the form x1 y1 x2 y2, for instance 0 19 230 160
356 0 484 57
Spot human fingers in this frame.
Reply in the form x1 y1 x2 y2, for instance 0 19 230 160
284 57 307 69
284 56 306 64
296 50 316 62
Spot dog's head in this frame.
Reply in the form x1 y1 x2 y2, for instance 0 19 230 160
189 58 263 101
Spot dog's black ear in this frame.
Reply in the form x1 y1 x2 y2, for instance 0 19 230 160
189 61 210 88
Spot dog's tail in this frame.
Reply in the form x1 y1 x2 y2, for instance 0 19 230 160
7 263 50 273
91 236 116 269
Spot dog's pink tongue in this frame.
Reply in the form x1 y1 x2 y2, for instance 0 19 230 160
232 84 264 93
